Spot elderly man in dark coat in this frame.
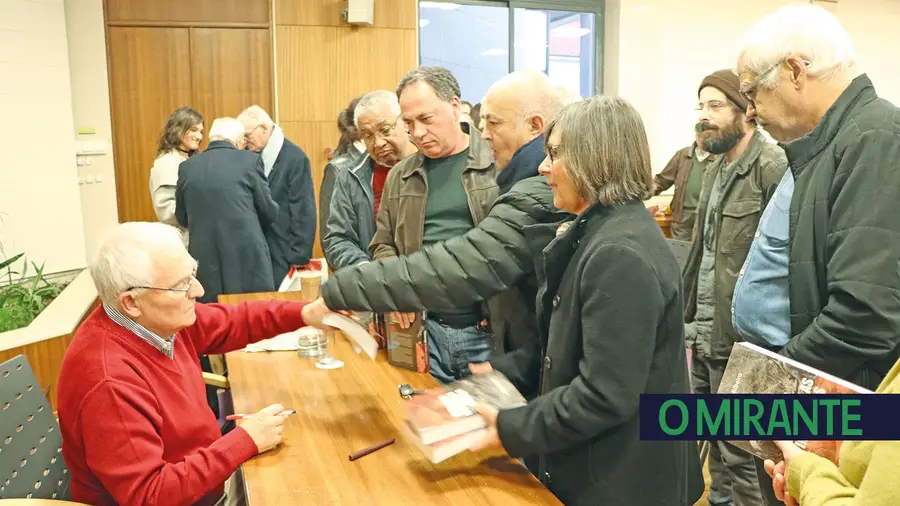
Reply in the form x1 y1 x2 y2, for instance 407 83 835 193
238 105 317 286
175 117 279 303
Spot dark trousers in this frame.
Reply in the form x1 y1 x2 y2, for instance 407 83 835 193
691 351 764 506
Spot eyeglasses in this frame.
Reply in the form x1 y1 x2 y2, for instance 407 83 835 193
244 124 262 141
739 59 811 107
128 265 198 299
546 144 561 163
359 114 402 144
695 100 729 113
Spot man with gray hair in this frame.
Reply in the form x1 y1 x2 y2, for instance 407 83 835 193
237 105 316 286
735 4 900 503
57 222 338 506
176 117 279 303
322 90 417 271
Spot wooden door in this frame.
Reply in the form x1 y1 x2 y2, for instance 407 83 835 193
190 27 274 150
106 27 192 223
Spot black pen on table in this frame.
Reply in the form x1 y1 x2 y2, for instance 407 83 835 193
349 438 396 461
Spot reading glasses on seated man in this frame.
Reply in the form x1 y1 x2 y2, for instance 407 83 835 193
127 264 199 298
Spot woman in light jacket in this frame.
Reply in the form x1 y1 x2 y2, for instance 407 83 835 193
469 96 703 505
149 106 204 246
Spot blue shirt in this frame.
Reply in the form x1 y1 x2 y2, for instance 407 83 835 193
731 169 794 347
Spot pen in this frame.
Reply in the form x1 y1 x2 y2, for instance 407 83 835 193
225 409 296 421
349 438 395 461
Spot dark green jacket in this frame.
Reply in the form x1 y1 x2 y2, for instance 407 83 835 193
683 130 787 359
321 177 570 355
782 74 900 390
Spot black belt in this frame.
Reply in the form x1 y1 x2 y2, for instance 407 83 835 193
427 312 484 329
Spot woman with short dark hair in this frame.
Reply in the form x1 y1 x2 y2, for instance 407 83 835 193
150 106 204 246
470 96 703 506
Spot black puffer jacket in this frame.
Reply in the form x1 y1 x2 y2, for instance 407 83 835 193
321 176 570 356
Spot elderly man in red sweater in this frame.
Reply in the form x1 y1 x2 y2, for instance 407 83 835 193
58 222 336 506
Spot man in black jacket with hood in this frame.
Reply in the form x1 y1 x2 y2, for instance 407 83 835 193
318 70 567 360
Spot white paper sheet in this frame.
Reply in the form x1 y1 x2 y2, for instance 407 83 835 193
322 313 378 360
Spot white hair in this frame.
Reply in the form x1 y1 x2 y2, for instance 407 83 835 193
739 3 858 89
354 90 401 128
91 222 186 305
237 105 275 128
208 117 245 143
486 69 563 122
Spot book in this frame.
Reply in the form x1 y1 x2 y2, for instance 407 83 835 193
321 313 378 360
404 371 526 446
385 311 429 373
401 420 489 464
717 342 871 462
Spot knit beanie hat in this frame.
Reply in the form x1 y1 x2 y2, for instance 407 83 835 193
698 69 748 111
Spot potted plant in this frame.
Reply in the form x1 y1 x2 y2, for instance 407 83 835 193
0 253 68 332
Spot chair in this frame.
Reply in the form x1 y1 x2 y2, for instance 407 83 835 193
0 355 70 500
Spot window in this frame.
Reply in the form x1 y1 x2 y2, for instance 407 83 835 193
419 1 603 103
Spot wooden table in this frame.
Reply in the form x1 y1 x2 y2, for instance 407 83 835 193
220 291 561 506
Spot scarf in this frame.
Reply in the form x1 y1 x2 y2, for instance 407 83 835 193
261 124 285 178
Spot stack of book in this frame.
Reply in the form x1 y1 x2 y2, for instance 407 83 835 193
401 371 526 463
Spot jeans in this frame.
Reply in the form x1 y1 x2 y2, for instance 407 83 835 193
425 318 493 384
692 350 764 506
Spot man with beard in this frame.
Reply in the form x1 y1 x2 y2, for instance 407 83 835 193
682 69 787 506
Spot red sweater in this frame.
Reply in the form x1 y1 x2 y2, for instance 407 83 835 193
58 300 306 506
372 162 391 216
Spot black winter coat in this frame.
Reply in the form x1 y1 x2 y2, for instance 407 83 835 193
321 176 570 356
175 141 278 303
492 199 703 506
783 74 900 389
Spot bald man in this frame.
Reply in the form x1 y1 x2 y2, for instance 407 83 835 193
481 69 562 194
320 70 568 375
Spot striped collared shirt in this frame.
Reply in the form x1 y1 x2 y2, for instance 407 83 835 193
102 304 177 359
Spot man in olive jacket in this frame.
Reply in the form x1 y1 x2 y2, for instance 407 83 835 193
683 70 787 506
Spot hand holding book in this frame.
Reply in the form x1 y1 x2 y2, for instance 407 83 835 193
468 402 502 452
763 441 802 506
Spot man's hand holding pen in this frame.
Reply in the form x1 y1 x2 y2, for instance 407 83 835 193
236 403 292 454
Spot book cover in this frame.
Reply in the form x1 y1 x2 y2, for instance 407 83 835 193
386 312 428 372
404 371 526 445
718 342 871 462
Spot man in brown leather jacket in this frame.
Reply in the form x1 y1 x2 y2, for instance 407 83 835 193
370 66 498 384
682 69 788 506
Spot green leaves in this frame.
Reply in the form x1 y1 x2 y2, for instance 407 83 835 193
0 254 67 333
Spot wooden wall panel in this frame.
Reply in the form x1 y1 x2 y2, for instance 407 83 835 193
275 0 419 260
106 0 269 25
276 26 418 123
107 27 192 223
275 0 417 29
190 27 274 146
